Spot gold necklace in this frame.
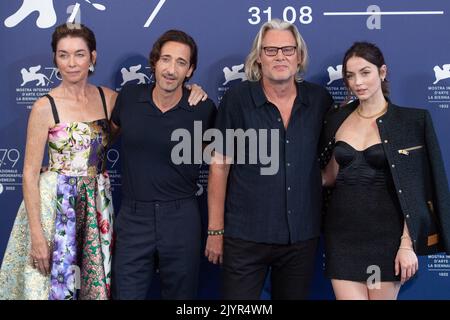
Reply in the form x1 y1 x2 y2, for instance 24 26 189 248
356 101 388 119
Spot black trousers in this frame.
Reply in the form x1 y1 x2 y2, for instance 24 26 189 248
112 197 201 300
222 236 318 300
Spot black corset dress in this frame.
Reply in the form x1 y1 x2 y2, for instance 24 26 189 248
324 141 404 282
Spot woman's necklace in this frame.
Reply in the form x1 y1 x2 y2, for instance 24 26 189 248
356 101 388 119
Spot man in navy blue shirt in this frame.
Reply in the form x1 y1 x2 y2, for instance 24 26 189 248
111 30 216 299
205 19 333 299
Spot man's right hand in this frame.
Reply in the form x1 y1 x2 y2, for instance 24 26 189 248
205 235 223 264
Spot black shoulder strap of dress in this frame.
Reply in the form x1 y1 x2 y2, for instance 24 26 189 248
44 94 60 124
97 86 108 120
97 86 112 146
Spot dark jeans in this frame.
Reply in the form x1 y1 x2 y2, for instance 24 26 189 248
222 236 318 300
112 197 201 300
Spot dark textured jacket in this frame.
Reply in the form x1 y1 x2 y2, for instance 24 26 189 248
319 99 450 255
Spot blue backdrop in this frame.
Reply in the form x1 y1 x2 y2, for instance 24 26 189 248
1 0 449 299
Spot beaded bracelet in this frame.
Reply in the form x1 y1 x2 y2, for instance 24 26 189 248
399 246 414 251
400 235 411 240
207 229 224 236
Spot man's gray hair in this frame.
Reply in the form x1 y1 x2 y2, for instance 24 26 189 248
244 19 308 82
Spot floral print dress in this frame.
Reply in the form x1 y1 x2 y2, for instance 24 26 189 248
0 88 113 300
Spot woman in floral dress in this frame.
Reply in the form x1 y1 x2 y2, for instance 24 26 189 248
0 23 116 300
0 22 207 300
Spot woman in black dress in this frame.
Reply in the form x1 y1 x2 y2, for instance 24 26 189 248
321 42 450 299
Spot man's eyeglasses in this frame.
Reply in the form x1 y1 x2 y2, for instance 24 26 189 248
262 46 297 57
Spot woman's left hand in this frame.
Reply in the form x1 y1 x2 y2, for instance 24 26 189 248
395 247 418 284
185 83 208 106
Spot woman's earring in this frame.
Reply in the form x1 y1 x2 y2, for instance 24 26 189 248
89 63 95 72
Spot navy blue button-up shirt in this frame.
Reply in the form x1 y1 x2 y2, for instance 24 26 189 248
111 84 216 202
215 80 333 244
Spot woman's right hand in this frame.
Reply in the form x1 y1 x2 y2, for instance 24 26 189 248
30 233 51 275
23 97 54 276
